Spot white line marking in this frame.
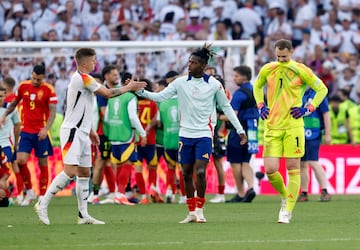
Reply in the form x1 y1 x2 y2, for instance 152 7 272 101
5 238 360 248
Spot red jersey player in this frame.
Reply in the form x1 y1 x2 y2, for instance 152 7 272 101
0 65 57 206
136 79 163 203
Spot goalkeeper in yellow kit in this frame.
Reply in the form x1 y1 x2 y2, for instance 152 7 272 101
253 39 328 223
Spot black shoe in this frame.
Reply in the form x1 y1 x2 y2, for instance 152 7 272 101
243 188 256 203
226 194 244 203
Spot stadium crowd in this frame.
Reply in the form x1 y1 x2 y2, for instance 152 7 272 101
0 0 359 212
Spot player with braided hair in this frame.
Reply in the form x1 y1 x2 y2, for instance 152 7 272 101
136 43 247 223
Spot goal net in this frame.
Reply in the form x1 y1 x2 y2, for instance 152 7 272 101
0 40 254 94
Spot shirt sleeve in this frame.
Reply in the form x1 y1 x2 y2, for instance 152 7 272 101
136 80 177 102
298 64 328 108
230 90 247 112
253 65 269 105
128 97 146 137
215 84 245 134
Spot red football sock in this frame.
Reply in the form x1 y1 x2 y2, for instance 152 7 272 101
118 163 132 194
148 168 157 187
166 168 175 193
19 163 32 189
15 172 24 195
115 167 121 190
104 165 116 193
135 172 146 195
39 166 49 196
196 197 206 209
186 197 197 212
218 185 225 195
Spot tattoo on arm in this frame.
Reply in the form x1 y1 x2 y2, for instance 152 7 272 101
111 88 122 97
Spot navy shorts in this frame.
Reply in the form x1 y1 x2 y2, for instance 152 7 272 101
2 146 15 163
301 138 321 161
178 137 212 164
227 130 251 163
156 145 164 160
164 148 178 166
111 143 138 164
18 131 53 158
137 144 158 166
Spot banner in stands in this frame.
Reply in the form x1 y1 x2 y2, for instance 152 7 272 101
8 145 360 196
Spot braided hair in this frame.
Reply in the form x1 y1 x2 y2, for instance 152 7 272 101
191 43 216 64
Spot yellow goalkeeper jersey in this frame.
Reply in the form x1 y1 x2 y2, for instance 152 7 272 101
253 60 328 130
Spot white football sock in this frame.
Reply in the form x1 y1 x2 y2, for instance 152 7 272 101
40 171 72 208
76 177 90 218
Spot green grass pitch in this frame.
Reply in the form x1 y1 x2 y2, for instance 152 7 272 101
0 195 359 250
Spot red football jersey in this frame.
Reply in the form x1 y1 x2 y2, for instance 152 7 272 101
137 99 158 145
15 81 57 133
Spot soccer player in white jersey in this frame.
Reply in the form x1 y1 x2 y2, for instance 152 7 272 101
136 44 247 223
35 48 146 225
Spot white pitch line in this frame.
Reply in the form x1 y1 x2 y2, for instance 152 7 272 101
5 238 360 248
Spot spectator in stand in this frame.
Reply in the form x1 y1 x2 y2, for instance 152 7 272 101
64 0 82 31
255 36 276 73
186 9 203 35
195 17 211 41
199 0 214 21
309 16 328 49
210 0 225 29
320 60 337 97
0 65 58 207
292 29 315 64
160 12 176 38
79 0 103 41
117 0 139 23
291 0 316 47
52 5 81 41
321 9 342 53
337 13 360 54
336 67 358 101
31 0 57 41
222 0 238 21
208 20 229 41
137 0 154 24
156 0 185 27
230 21 245 40
3 3 34 41
308 45 326 76
231 0 263 39
266 5 292 44
298 88 331 202
91 8 111 41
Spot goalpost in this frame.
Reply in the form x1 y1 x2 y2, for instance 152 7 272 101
0 40 255 93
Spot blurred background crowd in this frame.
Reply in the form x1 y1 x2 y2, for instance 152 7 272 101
0 0 360 116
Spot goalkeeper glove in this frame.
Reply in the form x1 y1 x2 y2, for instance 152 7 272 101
290 104 315 119
258 102 270 120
